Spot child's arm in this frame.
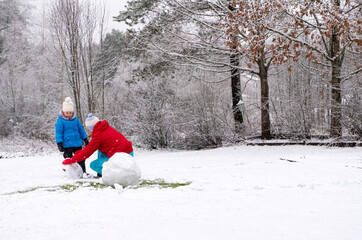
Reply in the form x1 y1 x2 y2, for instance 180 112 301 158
55 118 64 144
76 117 88 141
63 136 101 164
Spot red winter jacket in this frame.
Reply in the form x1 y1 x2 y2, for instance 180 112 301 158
72 120 133 163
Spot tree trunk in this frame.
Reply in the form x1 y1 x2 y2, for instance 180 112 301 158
230 51 244 133
329 1 342 138
330 56 342 138
71 44 83 124
228 2 244 134
258 55 271 140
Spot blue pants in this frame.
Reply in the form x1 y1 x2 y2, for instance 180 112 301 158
90 151 134 175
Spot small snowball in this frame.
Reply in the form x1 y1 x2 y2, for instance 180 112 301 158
62 163 83 179
102 152 141 188
114 183 124 193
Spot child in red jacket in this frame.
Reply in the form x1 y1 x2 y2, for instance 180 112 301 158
62 113 133 177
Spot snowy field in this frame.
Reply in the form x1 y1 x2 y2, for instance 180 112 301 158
0 145 362 240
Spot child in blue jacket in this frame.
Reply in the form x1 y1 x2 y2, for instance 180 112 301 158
55 97 89 173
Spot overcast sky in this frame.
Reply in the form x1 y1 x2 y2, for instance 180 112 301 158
100 0 129 32
29 0 129 33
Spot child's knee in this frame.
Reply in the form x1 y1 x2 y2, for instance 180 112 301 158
90 159 104 173
90 160 98 171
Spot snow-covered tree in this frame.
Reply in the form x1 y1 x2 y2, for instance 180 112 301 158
93 29 131 118
269 0 361 137
225 0 296 139
115 0 247 136
48 0 107 123
0 0 31 136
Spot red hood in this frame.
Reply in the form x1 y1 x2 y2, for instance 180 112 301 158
71 119 133 163
92 120 109 136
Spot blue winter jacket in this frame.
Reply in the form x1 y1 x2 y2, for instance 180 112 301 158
55 111 88 148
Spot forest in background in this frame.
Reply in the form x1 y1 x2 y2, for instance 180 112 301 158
0 0 361 150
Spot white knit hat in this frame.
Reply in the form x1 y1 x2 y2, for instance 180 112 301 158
85 113 100 131
62 97 74 112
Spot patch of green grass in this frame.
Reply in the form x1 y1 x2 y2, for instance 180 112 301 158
3 179 191 195
75 181 107 189
59 184 79 191
3 186 56 195
55 181 107 191
137 178 192 189
14 187 47 194
4 181 107 195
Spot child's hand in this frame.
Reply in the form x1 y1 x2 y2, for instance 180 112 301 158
57 143 64 152
62 158 76 165
83 139 89 146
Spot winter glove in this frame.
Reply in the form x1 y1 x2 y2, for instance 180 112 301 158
83 138 89 146
62 158 76 165
57 142 64 152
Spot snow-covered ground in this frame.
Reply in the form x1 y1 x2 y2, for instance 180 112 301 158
0 145 361 240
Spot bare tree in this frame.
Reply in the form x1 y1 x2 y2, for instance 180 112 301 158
0 0 29 118
49 0 107 123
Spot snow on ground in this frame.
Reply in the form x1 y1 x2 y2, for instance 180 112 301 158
0 145 361 240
